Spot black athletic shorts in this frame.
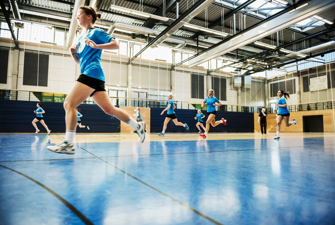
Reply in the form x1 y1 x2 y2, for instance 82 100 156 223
207 111 217 116
278 113 290 117
36 117 43 121
77 74 106 97
167 114 177 119
77 121 81 124
136 119 142 122
197 121 203 124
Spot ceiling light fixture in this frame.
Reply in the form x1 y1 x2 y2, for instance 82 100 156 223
230 34 243 41
314 15 334 25
111 5 170 22
254 41 277 49
131 11 150 18
289 3 309 13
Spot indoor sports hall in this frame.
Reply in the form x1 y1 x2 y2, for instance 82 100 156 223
1 0 335 224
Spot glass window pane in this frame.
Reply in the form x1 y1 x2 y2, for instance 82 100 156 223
118 91 126 98
109 90 117 97
55 30 65 46
175 52 181 64
134 44 141 57
119 41 128 56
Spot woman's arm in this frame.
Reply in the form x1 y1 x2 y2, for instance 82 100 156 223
69 44 79 64
161 104 171 115
85 38 119 50
278 104 287 107
201 100 206 108
214 102 222 106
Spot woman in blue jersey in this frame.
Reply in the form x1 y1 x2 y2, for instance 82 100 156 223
274 90 298 139
194 109 206 133
158 94 189 136
76 108 90 130
200 89 226 139
134 107 142 122
48 6 146 154
32 102 51 134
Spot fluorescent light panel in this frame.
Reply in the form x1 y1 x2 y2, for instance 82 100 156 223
314 15 333 25
289 3 309 13
273 0 288 5
254 41 277 49
230 35 243 41
183 23 228 37
111 5 170 22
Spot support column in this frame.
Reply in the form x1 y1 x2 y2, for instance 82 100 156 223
11 49 20 90
127 63 132 107
264 71 268 108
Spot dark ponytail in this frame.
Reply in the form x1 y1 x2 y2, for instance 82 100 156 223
280 90 290 99
76 108 81 112
79 6 101 24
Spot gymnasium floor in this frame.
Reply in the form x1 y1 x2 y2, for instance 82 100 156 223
1 133 335 225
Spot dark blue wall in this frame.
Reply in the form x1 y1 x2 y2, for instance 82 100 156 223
150 108 254 133
0 100 120 133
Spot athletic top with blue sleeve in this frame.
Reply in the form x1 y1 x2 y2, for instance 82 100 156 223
77 112 82 122
136 110 142 120
277 97 290 115
205 97 219 113
36 108 43 118
167 99 175 115
196 113 205 122
76 28 115 82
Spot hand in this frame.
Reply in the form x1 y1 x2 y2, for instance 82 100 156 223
160 111 164 115
69 44 78 54
34 110 36 113
194 117 197 120
85 37 97 48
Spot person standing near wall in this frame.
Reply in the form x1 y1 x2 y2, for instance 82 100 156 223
274 90 298 139
47 6 146 154
32 102 51 134
158 94 189 136
258 108 267 135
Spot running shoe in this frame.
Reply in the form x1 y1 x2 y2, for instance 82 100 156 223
274 136 280 140
221 118 227 125
47 141 75 154
200 133 207 139
292 119 298 125
87 126 90 130
47 130 51 135
136 122 146 143
184 123 189 131
198 130 202 134
35 130 40 134
158 132 165 136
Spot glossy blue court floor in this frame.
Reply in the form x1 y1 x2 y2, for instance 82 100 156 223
1 134 335 225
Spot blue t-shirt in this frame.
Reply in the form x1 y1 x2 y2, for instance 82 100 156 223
76 28 114 82
277 97 290 115
77 112 82 122
167 99 175 115
36 107 43 117
205 97 219 112
136 110 142 120
196 113 205 122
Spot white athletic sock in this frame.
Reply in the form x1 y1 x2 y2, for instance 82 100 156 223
276 131 280 137
205 132 208 135
162 131 165 134
65 130 76 144
126 118 139 130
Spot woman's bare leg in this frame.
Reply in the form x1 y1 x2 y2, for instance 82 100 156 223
162 117 171 133
32 118 39 131
172 119 185 127
205 114 216 133
39 120 50 132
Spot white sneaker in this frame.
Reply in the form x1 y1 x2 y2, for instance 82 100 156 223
136 122 146 143
274 136 280 140
35 130 40 134
48 130 51 135
292 119 298 125
87 126 90 130
47 141 75 154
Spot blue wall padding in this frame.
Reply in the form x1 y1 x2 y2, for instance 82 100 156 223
0 100 120 133
150 108 254 133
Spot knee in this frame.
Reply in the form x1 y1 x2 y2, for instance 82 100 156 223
32 121 35 124
102 107 114 116
63 99 76 111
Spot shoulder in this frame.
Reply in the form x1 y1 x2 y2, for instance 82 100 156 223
169 99 174 103
214 97 219 101
204 97 208 101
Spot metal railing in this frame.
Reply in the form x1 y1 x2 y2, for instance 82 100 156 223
3 89 333 113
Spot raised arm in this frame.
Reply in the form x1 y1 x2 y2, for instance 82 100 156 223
201 100 206 108
85 38 119 50
160 104 171 115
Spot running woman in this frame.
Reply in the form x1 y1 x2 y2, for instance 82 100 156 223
158 95 189 136
274 90 298 139
200 89 226 139
76 108 90 130
195 109 206 133
32 102 51 134
134 107 142 122
48 6 145 154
